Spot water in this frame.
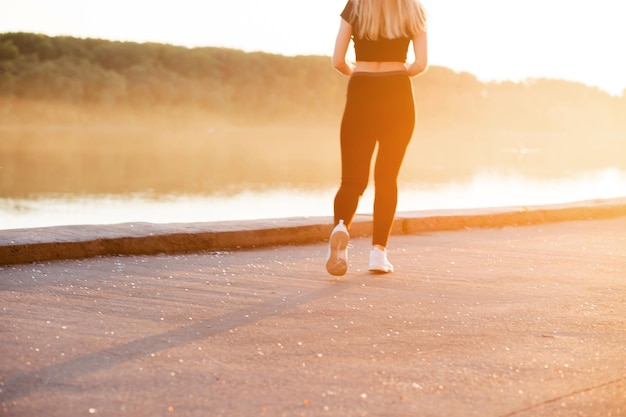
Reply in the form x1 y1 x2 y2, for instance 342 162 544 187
2 169 625 230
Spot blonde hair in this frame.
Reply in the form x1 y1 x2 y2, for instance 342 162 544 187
350 0 427 40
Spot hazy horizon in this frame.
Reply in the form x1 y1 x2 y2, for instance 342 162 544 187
3 0 626 96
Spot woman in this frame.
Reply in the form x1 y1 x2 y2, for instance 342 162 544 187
326 0 428 276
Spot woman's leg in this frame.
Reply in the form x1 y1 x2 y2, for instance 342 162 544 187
371 76 415 247
333 128 376 229
371 131 412 246
333 77 377 229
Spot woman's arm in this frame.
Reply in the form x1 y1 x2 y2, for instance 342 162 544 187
405 31 428 77
332 19 355 76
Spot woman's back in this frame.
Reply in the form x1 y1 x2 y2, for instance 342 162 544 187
333 0 428 75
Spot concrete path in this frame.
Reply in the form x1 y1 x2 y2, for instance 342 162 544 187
1 210 625 416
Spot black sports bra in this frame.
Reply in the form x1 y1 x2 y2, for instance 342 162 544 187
340 1 411 62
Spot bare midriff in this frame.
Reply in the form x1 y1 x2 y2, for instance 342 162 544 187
353 61 407 73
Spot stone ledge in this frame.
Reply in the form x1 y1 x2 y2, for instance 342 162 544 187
1 198 626 266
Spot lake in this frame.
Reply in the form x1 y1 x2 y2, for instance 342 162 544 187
2 168 625 230
2 125 625 230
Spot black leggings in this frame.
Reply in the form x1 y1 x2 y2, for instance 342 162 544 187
334 71 415 247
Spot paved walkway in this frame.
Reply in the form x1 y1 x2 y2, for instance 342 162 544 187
1 200 626 416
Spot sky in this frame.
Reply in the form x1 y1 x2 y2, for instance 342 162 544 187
2 0 626 96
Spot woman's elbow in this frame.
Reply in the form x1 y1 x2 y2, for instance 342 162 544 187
408 60 428 77
415 60 428 75
331 56 344 71
332 58 352 75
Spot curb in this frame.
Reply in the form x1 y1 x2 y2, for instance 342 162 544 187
2 198 626 266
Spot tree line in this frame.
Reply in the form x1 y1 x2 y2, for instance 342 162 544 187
1 32 624 131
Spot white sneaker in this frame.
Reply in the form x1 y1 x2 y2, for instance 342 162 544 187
368 247 394 273
325 220 349 276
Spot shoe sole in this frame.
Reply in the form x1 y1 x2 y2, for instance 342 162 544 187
368 266 393 274
326 230 349 276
